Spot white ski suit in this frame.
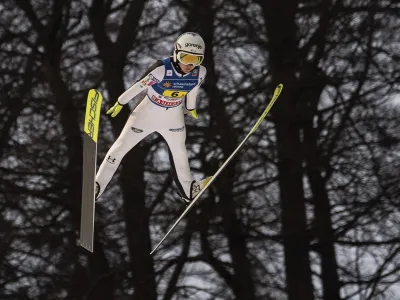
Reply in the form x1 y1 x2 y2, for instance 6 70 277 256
95 57 207 199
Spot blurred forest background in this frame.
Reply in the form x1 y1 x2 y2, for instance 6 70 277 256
1 0 400 299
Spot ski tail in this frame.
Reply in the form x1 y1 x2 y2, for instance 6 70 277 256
80 89 103 252
150 84 283 255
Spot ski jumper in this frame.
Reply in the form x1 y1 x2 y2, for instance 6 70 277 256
95 57 207 199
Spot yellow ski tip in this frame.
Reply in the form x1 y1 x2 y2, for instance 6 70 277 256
84 90 103 143
250 84 283 134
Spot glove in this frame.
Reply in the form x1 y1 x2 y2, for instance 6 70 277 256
190 109 198 119
184 108 198 119
106 101 123 117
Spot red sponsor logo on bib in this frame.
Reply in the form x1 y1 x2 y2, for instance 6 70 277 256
151 95 182 108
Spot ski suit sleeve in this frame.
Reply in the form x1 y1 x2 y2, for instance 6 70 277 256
185 66 207 111
117 60 165 105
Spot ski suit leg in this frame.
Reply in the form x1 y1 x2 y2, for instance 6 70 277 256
96 113 150 198
158 125 193 199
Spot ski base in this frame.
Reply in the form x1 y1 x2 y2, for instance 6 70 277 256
79 89 102 252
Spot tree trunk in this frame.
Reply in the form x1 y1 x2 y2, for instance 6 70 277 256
42 59 115 300
183 1 257 298
88 1 157 298
121 145 157 300
260 1 315 299
301 79 341 300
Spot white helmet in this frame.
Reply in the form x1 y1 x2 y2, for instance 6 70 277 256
173 32 205 66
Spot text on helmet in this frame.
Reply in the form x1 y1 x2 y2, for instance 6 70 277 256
185 43 202 49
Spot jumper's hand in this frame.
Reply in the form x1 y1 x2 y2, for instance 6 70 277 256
106 102 123 117
184 108 198 119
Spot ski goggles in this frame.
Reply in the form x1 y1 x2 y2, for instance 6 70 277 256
176 51 204 66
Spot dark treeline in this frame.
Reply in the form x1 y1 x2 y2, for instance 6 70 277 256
1 0 400 299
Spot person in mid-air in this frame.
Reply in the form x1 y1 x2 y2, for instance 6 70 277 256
95 32 211 204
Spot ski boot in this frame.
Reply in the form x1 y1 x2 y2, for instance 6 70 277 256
181 176 212 206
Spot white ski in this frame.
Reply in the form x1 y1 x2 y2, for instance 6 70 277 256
79 89 103 252
150 84 283 255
